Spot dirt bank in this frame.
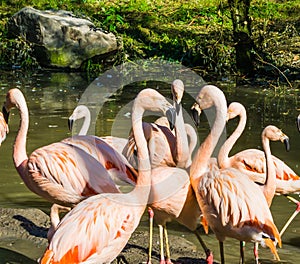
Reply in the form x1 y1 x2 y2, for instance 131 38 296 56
0 207 211 263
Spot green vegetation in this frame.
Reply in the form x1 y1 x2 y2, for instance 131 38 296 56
0 0 299 83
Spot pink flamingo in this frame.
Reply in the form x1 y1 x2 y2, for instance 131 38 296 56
0 111 8 145
218 102 299 195
39 88 176 263
2 88 135 237
277 114 300 238
68 104 129 154
124 121 177 169
154 79 197 169
123 85 179 170
190 85 281 264
147 80 212 264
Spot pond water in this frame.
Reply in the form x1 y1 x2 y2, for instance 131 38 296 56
0 66 299 263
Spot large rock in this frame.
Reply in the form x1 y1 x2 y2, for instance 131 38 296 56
7 7 118 69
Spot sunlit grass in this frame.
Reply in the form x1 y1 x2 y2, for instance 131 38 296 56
0 0 299 79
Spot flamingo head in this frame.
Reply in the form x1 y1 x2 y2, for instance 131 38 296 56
68 105 90 131
171 79 184 114
263 125 290 152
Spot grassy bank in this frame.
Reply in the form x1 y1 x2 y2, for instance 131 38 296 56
0 0 299 82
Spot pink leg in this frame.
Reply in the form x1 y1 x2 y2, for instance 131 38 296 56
147 207 154 264
253 242 259 264
163 225 173 264
159 225 165 264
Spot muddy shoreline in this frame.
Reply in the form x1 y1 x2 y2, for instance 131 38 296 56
0 207 212 264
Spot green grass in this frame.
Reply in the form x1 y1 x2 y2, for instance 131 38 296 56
0 0 299 79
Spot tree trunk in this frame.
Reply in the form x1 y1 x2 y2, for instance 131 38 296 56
228 0 254 76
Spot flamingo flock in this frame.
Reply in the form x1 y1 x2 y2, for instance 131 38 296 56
1 81 300 264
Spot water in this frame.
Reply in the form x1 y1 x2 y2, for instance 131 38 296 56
0 69 299 263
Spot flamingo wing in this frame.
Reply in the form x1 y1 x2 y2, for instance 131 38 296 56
27 142 119 206
198 167 272 227
124 122 176 169
233 149 299 182
40 194 138 264
62 135 138 186
197 167 281 244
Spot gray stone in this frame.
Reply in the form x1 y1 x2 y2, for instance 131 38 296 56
7 7 118 68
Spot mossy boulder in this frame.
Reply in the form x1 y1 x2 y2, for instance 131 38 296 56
6 7 118 69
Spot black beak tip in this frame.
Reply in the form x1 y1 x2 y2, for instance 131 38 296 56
175 102 180 115
297 116 300 133
191 108 200 127
166 108 176 131
2 106 9 123
284 138 290 152
68 119 74 131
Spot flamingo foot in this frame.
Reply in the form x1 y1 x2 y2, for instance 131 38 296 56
165 259 173 264
206 250 213 264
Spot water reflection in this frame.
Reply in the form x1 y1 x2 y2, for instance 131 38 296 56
0 70 299 263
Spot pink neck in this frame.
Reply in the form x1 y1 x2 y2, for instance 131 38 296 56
190 93 227 179
262 135 276 207
175 104 190 168
13 96 29 170
218 107 246 168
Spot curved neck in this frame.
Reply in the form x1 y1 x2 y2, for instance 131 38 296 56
190 92 227 179
130 104 151 204
78 110 91 135
175 104 190 168
184 123 197 168
262 135 276 207
13 94 29 171
218 108 246 168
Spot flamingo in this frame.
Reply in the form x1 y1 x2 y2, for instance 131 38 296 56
146 80 212 264
154 79 197 169
277 114 300 238
68 104 128 154
123 121 177 169
218 102 299 195
123 86 178 169
67 104 138 187
220 109 289 262
38 88 176 264
190 85 281 264
0 111 9 145
2 88 134 238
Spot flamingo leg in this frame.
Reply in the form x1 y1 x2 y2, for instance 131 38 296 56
147 207 154 264
163 225 173 264
239 241 245 264
219 241 225 264
193 228 213 264
279 196 300 237
253 242 259 264
159 225 165 264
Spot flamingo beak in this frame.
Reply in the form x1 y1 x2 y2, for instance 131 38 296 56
68 118 74 131
2 106 9 124
283 137 290 152
166 108 176 131
297 115 300 133
175 101 180 115
191 103 201 127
